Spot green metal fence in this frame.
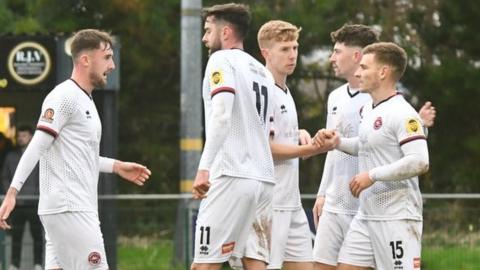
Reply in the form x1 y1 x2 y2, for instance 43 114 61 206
1 194 479 270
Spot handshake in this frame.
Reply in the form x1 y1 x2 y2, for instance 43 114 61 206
312 129 340 150
297 129 339 159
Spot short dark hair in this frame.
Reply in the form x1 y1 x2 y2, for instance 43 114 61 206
70 29 114 61
363 42 408 80
202 3 251 39
330 24 379 48
17 125 33 135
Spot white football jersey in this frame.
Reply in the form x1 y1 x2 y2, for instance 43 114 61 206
36 79 102 215
357 94 425 221
202 49 275 183
271 85 301 210
320 84 371 215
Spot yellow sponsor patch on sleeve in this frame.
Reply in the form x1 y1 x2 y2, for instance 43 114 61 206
405 118 422 134
210 70 223 86
40 108 55 123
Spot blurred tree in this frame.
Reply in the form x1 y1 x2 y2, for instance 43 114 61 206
1 0 479 194
1 0 182 193
403 1 480 193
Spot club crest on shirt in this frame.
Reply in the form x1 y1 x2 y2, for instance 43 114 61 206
373 117 382 130
405 118 421 134
40 108 54 123
210 70 224 87
88 251 101 265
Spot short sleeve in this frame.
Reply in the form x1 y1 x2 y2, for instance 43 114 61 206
37 92 77 138
206 53 236 97
394 113 426 146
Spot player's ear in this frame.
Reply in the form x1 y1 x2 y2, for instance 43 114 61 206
222 24 233 40
260 48 269 60
353 50 362 63
78 53 90 67
379 65 389 80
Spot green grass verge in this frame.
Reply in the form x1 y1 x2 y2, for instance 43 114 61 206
118 237 480 270
422 246 480 270
118 237 184 270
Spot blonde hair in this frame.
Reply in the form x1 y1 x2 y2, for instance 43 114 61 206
257 20 301 49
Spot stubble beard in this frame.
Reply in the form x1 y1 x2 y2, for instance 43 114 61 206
90 71 107 89
208 37 222 56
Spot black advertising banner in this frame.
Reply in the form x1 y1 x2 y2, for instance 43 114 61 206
0 36 56 91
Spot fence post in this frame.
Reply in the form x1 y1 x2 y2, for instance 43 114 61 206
0 230 4 270
176 0 203 267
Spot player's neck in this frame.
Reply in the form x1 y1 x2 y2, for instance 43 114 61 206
70 69 94 94
268 67 288 90
222 39 243 50
346 74 360 89
371 83 397 106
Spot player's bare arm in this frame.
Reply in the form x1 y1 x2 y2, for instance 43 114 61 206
418 101 436 128
270 142 311 160
312 196 325 228
270 137 335 160
298 129 312 145
113 160 151 186
0 187 18 230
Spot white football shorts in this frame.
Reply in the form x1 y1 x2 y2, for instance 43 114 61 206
313 211 354 266
40 211 108 270
267 208 312 269
193 176 273 264
338 216 422 270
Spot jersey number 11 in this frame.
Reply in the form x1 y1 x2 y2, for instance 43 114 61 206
252 81 268 124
